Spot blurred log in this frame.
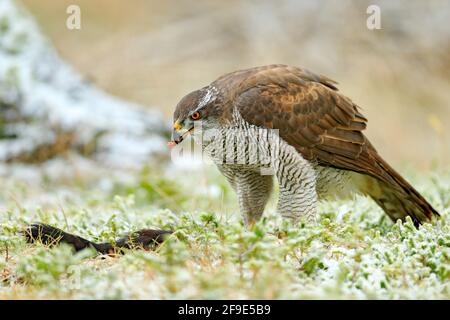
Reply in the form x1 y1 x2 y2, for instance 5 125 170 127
0 0 169 168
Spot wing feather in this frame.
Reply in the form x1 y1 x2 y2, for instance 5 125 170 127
229 65 398 186
211 64 438 223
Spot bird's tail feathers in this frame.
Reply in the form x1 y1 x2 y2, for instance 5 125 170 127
363 155 439 227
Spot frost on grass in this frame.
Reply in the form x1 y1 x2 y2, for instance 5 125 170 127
0 167 448 299
0 0 168 168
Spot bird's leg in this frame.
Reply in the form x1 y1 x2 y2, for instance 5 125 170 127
235 172 273 227
217 164 273 227
274 144 318 224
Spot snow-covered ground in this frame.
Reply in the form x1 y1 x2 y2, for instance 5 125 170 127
0 166 448 299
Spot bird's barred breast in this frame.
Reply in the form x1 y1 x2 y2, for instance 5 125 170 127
200 109 364 203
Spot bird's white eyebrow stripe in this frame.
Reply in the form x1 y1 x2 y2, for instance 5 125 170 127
194 86 218 112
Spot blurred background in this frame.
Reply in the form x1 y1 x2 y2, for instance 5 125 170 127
12 0 450 167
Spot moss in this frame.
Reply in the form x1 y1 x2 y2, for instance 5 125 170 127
0 17 10 34
0 167 448 299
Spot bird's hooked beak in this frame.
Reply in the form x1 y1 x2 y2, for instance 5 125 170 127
168 120 194 147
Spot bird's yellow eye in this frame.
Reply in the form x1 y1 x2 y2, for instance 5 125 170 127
191 111 201 120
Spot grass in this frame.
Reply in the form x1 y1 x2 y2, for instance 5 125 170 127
0 163 449 299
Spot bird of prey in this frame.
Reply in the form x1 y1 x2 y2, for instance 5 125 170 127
171 64 439 227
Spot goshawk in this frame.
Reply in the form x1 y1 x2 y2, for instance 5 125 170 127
171 64 439 227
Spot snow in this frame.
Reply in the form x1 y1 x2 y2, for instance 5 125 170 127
0 0 168 168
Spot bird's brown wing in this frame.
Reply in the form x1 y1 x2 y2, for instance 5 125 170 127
233 66 392 183
232 65 439 223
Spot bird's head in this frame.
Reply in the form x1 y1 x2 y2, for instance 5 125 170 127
170 86 221 146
